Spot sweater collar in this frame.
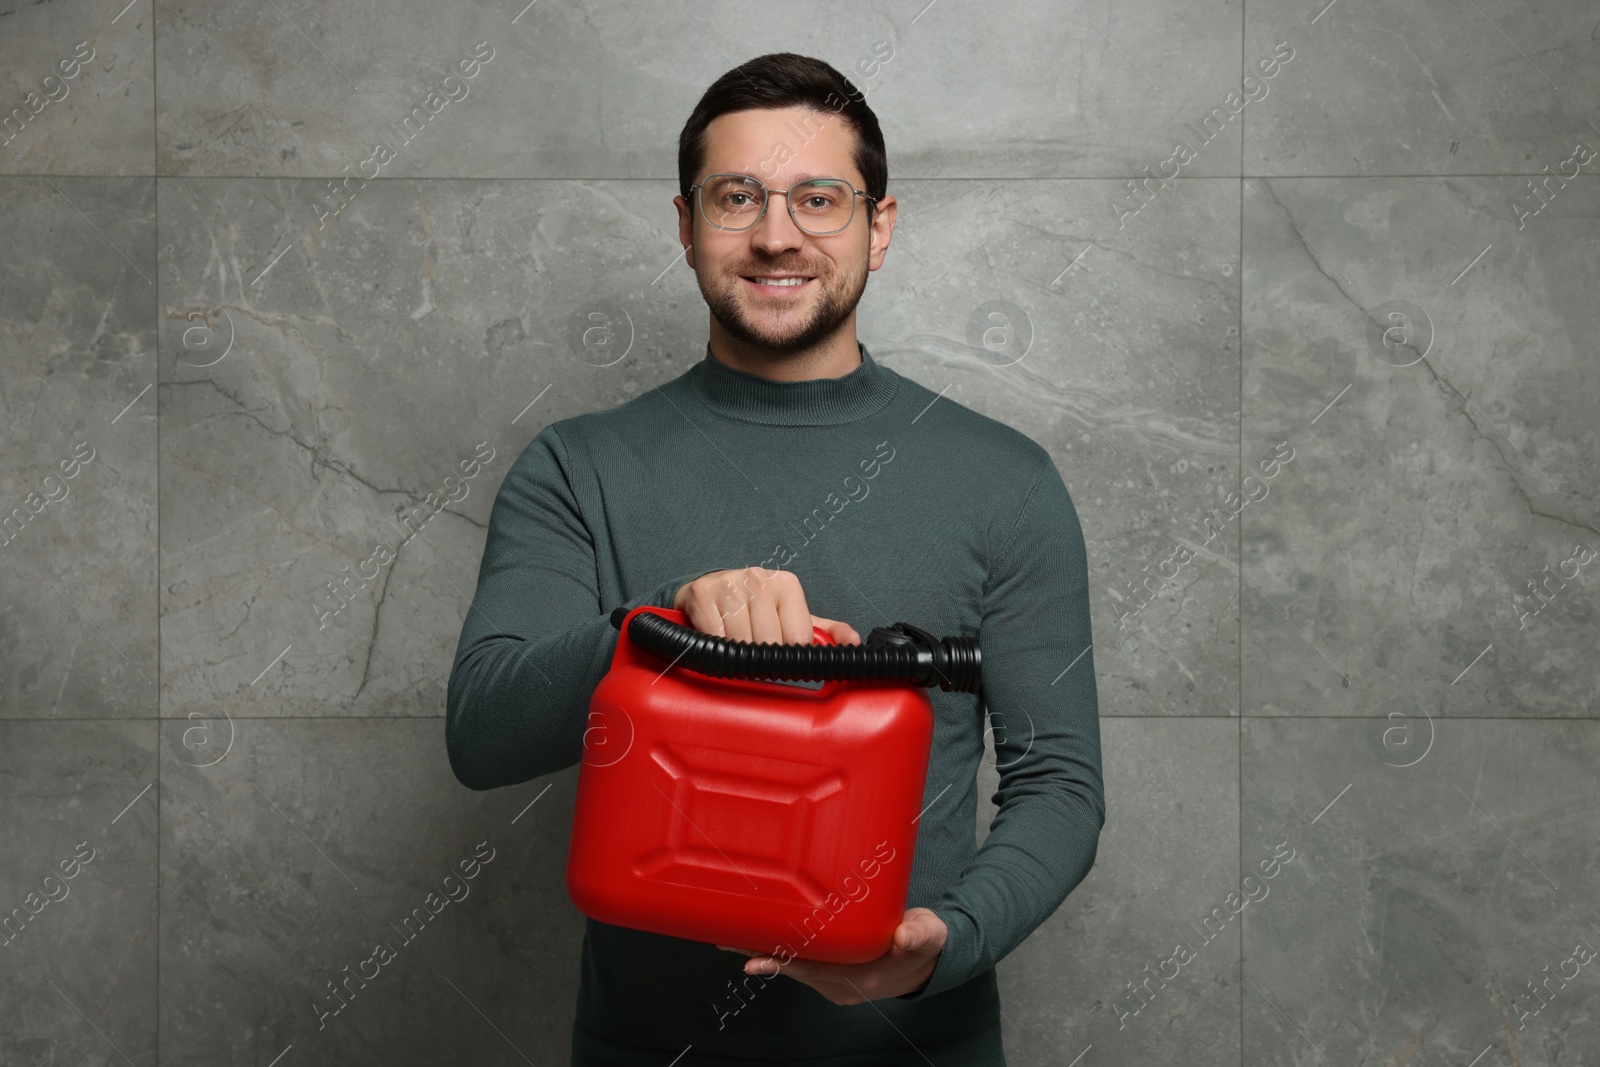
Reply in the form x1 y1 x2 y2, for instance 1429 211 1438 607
685 340 899 426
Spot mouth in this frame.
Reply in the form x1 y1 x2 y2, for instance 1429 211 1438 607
743 275 816 297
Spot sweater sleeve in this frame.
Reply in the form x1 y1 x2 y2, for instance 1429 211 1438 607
897 456 1105 1000
445 425 734 792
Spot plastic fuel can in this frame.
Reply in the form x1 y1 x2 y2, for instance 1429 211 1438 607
565 605 942 964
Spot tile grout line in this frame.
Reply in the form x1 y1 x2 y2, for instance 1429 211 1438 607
11 171 1600 182
150 5 162 1064
1237 5 1247 1061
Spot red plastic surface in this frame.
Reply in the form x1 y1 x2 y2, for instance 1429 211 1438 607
566 605 933 963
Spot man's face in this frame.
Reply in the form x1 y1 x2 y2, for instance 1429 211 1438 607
675 106 894 357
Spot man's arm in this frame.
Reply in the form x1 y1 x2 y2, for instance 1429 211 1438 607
445 424 731 791
897 454 1105 1000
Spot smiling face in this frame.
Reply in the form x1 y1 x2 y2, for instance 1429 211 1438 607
675 105 895 377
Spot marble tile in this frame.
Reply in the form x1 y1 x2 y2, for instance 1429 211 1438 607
1242 176 1600 718
0 0 154 175
158 716 580 1065
0 176 158 718
0 720 158 1064
996 718 1241 1064
1247 0 1600 176
1243 717 1600 1067
153 0 1245 179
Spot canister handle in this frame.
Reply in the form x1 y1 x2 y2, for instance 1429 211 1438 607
613 605 844 698
707 624 844 701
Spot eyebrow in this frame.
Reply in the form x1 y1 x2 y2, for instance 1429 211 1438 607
722 171 849 186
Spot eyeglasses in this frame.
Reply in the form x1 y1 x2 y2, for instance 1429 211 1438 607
688 173 877 236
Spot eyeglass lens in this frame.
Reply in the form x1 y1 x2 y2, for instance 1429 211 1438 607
700 175 858 234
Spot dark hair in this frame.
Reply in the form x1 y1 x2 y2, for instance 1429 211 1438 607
678 52 887 225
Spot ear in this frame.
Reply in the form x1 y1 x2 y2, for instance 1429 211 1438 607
675 195 697 270
866 194 897 272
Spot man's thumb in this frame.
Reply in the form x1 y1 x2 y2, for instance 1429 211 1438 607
812 616 861 645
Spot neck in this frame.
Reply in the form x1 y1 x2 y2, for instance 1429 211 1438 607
706 317 864 382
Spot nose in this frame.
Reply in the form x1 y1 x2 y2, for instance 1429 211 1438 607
749 193 808 253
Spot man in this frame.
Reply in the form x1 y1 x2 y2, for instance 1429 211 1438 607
447 51 1103 1066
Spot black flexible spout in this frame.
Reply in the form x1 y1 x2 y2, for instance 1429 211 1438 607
609 606 981 693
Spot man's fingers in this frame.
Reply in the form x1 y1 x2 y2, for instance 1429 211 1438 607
681 581 730 638
744 956 841 983
749 964 865 1005
673 567 854 647
745 593 785 644
774 580 812 644
720 597 754 642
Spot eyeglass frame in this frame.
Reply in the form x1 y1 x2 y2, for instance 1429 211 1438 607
687 173 879 236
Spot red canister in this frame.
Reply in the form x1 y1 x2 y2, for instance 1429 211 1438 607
566 605 934 963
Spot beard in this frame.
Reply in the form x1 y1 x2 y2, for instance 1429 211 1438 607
696 252 869 357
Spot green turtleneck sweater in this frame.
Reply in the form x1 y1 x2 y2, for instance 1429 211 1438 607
446 342 1104 1063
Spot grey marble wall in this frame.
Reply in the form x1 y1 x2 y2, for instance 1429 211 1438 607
2 1 1596 1065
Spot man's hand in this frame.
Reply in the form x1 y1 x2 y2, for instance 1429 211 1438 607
674 566 859 646
719 908 947 1005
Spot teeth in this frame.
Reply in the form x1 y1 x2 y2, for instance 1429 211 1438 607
752 277 808 286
